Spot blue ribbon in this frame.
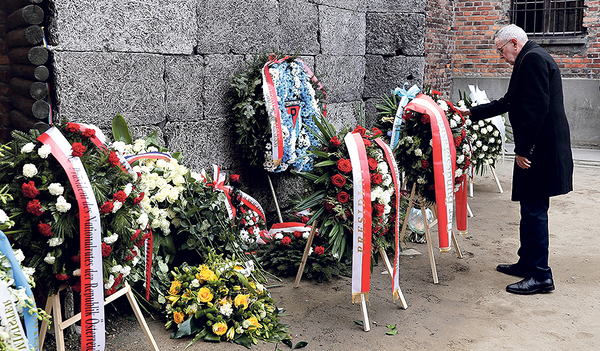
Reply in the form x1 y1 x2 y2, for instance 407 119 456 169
0 230 39 351
390 83 421 149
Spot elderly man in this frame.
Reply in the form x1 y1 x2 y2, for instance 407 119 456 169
456 24 573 295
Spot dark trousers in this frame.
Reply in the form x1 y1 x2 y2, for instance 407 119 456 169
516 197 552 280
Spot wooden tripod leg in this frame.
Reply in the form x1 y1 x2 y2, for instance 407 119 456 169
489 165 504 193
124 284 160 351
399 184 417 244
360 294 370 332
39 292 55 349
266 173 283 223
422 201 439 284
379 249 407 309
294 223 318 288
451 231 463 259
52 291 65 351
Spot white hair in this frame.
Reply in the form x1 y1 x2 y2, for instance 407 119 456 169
495 24 528 44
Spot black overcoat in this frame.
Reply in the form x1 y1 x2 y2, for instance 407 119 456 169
470 40 573 201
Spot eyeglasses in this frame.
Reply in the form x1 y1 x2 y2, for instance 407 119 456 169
497 40 512 54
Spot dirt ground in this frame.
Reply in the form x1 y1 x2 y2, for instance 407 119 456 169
43 158 600 350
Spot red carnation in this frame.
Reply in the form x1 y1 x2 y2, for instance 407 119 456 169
367 157 378 171
301 216 309 224
314 246 325 255
22 181 40 199
373 203 385 217
454 136 462 147
107 287 117 296
371 173 383 185
100 201 114 214
402 112 413 121
248 226 254 235
108 151 120 167
330 136 341 147
114 273 124 286
324 202 335 212
71 142 86 157
281 236 291 246
363 138 372 147
71 255 80 263
113 190 127 203
56 273 70 281
65 123 79 133
421 114 430 124
101 242 112 257
26 199 43 216
82 128 96 138
293 231 302 238
353 125 366 137
421 160 429 169
336 191 350 204
72 280 81 292
337 159 352 174
431 90 441 96
461 129 466 138
229 174 240 186
37 221 53 237
133 192 144 205
240 218 246 226
331 174 346 188
372 127 383 137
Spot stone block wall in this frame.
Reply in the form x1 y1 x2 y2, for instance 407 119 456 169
21 0 425 220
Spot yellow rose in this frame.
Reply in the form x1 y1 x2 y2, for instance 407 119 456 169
173 311 185 325
234 294 249 310
169 280 182 295
212 322 228 336
246 316 261 330
198 267 216 282
197 287 213 303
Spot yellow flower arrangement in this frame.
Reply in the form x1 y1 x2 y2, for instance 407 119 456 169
163 253 290 347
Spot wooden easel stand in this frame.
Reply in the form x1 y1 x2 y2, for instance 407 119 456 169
39 282 159 351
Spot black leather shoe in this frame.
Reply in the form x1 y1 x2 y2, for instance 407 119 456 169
496 263 527 278
506 277 555 295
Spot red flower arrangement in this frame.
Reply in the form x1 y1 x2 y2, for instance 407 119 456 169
37 221 53 237
281 236 291 246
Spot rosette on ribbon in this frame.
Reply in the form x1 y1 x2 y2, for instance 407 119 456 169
390 83 420 149
404 94 456 252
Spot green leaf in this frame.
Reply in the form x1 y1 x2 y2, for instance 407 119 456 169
353 320 364 326
282 339 293 348
314 160 337 167
386 324 398 335
233 335 253 349
111 113 132 144
171 317 195 339
293 341 309 349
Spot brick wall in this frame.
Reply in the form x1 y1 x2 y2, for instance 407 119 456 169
451 0 600 79
424 0 454 94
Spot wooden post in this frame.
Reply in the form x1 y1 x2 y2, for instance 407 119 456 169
5 25 44 47
10 93 49 119
10 77 48 100
421 198 439 284
39 283 159 351
293 222 317 288
10 64 49 82
5 0 44 16
6 5 44 29
378 248 407 309
8 46 48 66
266 173 283 223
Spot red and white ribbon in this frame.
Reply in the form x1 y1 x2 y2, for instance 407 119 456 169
266 222 311 239
124 152 172 164
202 165 266 224
38 127 105 351
405 94 456 251
261 55 288 168
344 132 372 303
374 138 402 301
455 176 468 235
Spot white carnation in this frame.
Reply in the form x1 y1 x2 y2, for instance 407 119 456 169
457 155 465 164
56 196 72 213
22 164 37 178
48 183 64 196
124 183 133 196
38 144 52 158
112 200 123 213
103 233 118 244
493 130 499 137
0 210 8 224
487 125 493 132
112 141 126 154
482 145 488 151
73 269 81 277
478 120 485 126
44 253 55 264
275 233 284 240
48 237 64 247
450 119 457 128
437 100 449 111
14 249 25 263
21 143 35 153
